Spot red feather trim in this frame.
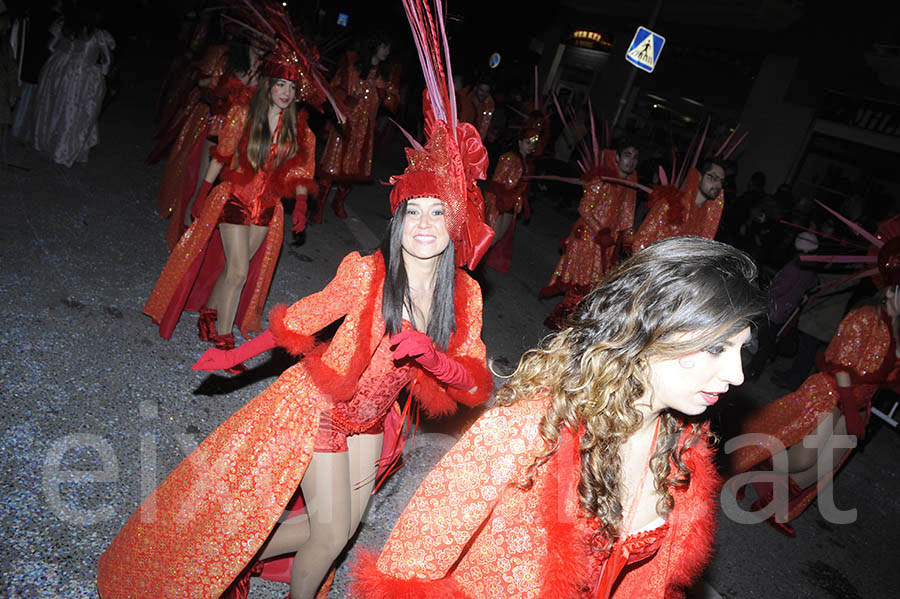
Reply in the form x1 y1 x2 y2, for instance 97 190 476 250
448 356 493 407
299 253 385 403
348 549 471 599
539 434 591 598
268 304 317 357
410 370 458 418
664 439 721 592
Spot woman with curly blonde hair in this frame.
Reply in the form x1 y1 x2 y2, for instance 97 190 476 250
352 235 767 599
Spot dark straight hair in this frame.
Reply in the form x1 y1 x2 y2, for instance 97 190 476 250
380 200 457 350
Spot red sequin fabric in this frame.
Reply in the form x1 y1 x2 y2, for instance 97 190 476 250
732 305 897 476
633 169 723 252
318 52 398 183
545 152 637 293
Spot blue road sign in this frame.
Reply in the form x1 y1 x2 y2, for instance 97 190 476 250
625 26 665 73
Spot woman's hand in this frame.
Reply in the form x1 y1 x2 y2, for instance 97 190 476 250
391 330 475 390
193 347 236 371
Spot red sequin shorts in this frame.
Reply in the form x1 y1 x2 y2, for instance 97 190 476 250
220 192 277 227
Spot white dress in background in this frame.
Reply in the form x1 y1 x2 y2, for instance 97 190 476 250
32 21 115 167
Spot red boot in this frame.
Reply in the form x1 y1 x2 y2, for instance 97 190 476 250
312 180 331 224
332 185 350 219
750 479 796 537
198 308 217 342
212 332 247 375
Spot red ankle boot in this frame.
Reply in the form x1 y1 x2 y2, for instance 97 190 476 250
332 185 350 219
212 332 247 374
198 308 218 342
750 479 796 537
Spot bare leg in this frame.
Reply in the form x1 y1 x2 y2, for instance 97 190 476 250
289 451 352 598
207 224 268 335
257 513 311 561
184 139 213 226
347 433 383 533
491 212 513 246
785 407 856 489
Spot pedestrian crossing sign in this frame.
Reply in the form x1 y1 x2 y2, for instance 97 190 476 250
625 26 665 73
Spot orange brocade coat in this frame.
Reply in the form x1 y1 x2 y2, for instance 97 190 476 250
633 169 723 252
351 398 721 599
318 52 398 183
142 103 316 340
98 252 493 598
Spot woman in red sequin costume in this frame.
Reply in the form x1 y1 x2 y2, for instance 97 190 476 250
729 215 900 536
314 34 399 221
98 6 495 592
142 40 322 357
539 137 640 329
156 40 261 250
481 128 538 273
352 235 766 598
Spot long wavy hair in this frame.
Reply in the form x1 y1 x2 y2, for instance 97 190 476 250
497 236 766 540
243 76 299 171
379 199 456 350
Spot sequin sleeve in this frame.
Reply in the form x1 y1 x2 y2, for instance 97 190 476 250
273 118 317 197
209 104 248 164
357 400 548 590
269 252 367 356
489 152 524 190
823 306 891 381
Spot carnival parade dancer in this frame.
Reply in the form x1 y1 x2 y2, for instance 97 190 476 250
538 129 639 328
480 126 538 273
97 2 495 595
631 124 745 253
156 40 261 250
729 210 900 536
351 235 766 598
141 9 337 358
314 32 398 221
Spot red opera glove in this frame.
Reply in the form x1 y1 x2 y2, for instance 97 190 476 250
191 180 214 220
837 385 866 440
390 330 475 390
292 193 308 233
192 329 277 372
594 227 615 248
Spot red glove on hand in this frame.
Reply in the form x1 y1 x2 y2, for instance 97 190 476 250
193 329 277 372
390 329 475 390
292 194 307 233
191 180 214 220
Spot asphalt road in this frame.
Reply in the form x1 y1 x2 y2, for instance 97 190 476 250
2 39 898 599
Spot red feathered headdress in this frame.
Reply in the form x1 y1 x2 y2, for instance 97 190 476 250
389 0 494 270
223 1 343 120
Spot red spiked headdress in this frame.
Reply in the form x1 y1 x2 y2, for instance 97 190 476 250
800 203 900 289
390 0 494 270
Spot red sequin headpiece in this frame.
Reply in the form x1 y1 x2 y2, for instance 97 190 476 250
391 0 494 269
